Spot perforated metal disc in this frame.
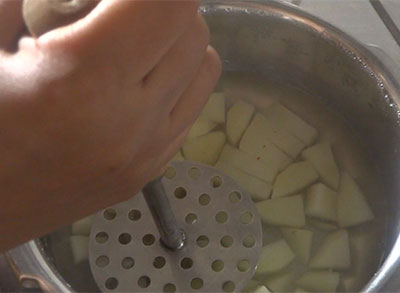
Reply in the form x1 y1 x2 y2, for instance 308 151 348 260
89 161 262 292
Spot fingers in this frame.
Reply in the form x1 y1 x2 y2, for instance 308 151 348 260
39 0 200 80
0 0 24 52
143 14 209 108
169 46 221 137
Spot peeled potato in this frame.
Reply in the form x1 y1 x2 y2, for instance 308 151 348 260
71 215 95 236
187 115 217 139
243 280 262 293
253 285 270 293
202 92 225 123
256 195 305 227
215 160 271 201
263 103 318 146
226 100 255 145
182 131 226 165
337 172 374 227
294 288 310 293
296 270 340 292
302 143 340 190
305 183 337 222
281 228 313 264
264 272 297 292
307 218 338 231
250 113 305 158
219 144 278 182
70 236 89 265
170 151 184 162
272 161 318 198
255 239 295 275
309 229 351 270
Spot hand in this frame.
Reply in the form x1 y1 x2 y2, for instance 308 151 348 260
0 0 221 251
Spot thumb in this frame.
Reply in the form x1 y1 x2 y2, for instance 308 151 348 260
0 0 24 52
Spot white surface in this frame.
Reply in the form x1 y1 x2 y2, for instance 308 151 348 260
290 0 400 63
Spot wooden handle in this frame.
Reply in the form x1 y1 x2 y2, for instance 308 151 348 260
23 0 98 36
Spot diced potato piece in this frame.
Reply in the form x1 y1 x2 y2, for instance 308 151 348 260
70 236 89 265
305 183 337 222
309 229 350 270
307 218 338 231
302 143 340 190
272 161 318 198
243 280 262 293
249 113 305 158
255 239 295 275
254 285 270 293
182 131 226 165
264 272 297 292
170 151 184 162
263 103 318 145
240 121 292 171
294 288 310 293
256 195 306 227
219 144 278 182
215 160 271 201
71 215 95 236
337 172 374 227
226 100 255 145
187 115 217 139
281 228 313 264
202 92 225 123
296 271 340 292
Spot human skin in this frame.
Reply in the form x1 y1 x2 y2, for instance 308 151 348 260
0 0 221 252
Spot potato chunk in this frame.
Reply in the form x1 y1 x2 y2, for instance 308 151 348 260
256 195 305 227
202 92 225 123
305 183 337 222
71 214 95 236
309 229 351 270
70 236 89 264
215 160 271 201
302 143 340 190
249 113 305 158
296 270 340 292
272 161 318 198
187 115 217 139
264 272 297 292
255 239 295 275
182 131 225 165
219 144 278 182
281 228 313 264
337 172 374 227
263 103 317 146
226 100 255 145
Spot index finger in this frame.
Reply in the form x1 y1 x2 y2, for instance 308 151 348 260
39 0 200 80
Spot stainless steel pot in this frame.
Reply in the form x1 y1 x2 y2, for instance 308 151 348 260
3 1 400 292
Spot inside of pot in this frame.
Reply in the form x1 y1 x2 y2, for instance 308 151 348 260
37 3 400 292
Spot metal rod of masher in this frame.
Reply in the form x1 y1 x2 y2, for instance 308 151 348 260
142 177 186 251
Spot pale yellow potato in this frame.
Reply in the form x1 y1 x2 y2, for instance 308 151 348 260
264 272 297 292
305 183 337 222
256 195 306 227
294 288 310 293
71 214 95 236
70 236 89 265
263 103 318 146
219 144 278 182
307 218 338 231
309 229 351 270
240 120 292 171
187 115 217 139
243 280 262 293
302 142 340 190
171 151 184 162
202 92 225 123
215 160 272 201
182 131 226 165
337 172 374 227
255 239 295 275
281 228 313 264
296 270 340 292
226 100 255 145
250 113 305 158
272 161 318 198
253 285 270 293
